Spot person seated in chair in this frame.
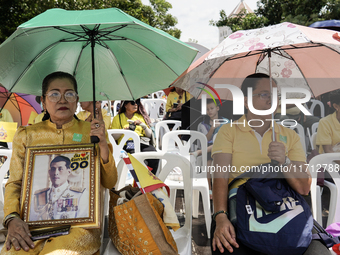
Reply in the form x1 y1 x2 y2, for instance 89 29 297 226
211 73 329 255
1 71 117 254
110 99 158 175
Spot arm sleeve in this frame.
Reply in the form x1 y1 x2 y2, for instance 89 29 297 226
316 118 332 146
211 125 234 156
101 109 112 130
166 94 173 112
4 127 27 217
287 130 307 162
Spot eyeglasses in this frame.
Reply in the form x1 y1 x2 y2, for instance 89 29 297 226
253 93 281 101
253 93 271 100
177 95 183 104
46 90 78 103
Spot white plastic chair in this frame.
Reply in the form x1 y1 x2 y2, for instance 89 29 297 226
154 120 181 151
278 120 307 154
107 129 141 166
112 100 121 116
311 122 319 135
306 99 325 118
151 90 166 99
162 130 211 238
0 149 12 204
141 99 167 120
103 152 193 255
309 153 340 227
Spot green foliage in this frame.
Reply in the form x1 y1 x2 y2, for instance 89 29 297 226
0 0 181 43
212 0 340 32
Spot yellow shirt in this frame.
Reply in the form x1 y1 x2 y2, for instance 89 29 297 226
0 108 13 122
4 118 117 218
77 109 111 130
165 91 192 112
316 112 340 154
212 115 306 182
110 113 147 144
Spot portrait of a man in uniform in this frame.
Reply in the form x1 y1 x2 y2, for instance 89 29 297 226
29 155 89 221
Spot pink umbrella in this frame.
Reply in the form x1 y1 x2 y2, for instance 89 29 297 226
172 22 340 100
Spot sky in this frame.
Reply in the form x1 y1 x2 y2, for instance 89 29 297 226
141 0 258 50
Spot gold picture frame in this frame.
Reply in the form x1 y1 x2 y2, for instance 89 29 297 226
20 144 101 229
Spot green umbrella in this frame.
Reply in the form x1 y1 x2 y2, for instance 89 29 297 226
0 8 197 103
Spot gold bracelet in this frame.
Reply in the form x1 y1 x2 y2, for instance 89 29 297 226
3 212 20 228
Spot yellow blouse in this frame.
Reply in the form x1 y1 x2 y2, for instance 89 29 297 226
110 113 147 144
165 91 191 112
4 118 117 217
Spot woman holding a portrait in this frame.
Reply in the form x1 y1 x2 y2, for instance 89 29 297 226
1 71 117 254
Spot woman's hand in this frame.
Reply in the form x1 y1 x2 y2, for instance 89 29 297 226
134 119 142 125
6 218 34 251
212 214 239 253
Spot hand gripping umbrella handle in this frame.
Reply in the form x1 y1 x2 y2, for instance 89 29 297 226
91 136 100 143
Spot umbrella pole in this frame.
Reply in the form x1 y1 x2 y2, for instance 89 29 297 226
268 49 279 166
90 32 99 144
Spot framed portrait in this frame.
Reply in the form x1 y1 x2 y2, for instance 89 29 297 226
20 144 101 229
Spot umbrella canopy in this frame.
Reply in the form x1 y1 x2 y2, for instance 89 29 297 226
172 22 340 100
310 20 340 31
0 87 41 126
0 8 198 102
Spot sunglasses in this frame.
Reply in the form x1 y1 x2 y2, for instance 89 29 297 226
125 100 140 106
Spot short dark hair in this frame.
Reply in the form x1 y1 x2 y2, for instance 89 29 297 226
50 155 71 169
241 73 271 97
118 99 142 115
329 89 340 109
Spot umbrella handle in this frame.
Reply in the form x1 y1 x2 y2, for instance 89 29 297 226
271 159 279 166
91 135 100 143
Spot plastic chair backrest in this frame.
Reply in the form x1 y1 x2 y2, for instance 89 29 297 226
309 153 340 226
107 129 140 166
311 122 319 135
141 99 167 120
151 91 166 99
162 130 207 173
278 121 307 154
154 120 181 150
0 149 12 204
306 99 325 118
311 133 317 151
112 100 121 116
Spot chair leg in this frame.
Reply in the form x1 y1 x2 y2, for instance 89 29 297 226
192 190 199 218
201 188 211 239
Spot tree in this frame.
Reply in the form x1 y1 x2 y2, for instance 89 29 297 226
209 9 267 31
0 0 181 43
211 0 340 33
256 0 330 26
